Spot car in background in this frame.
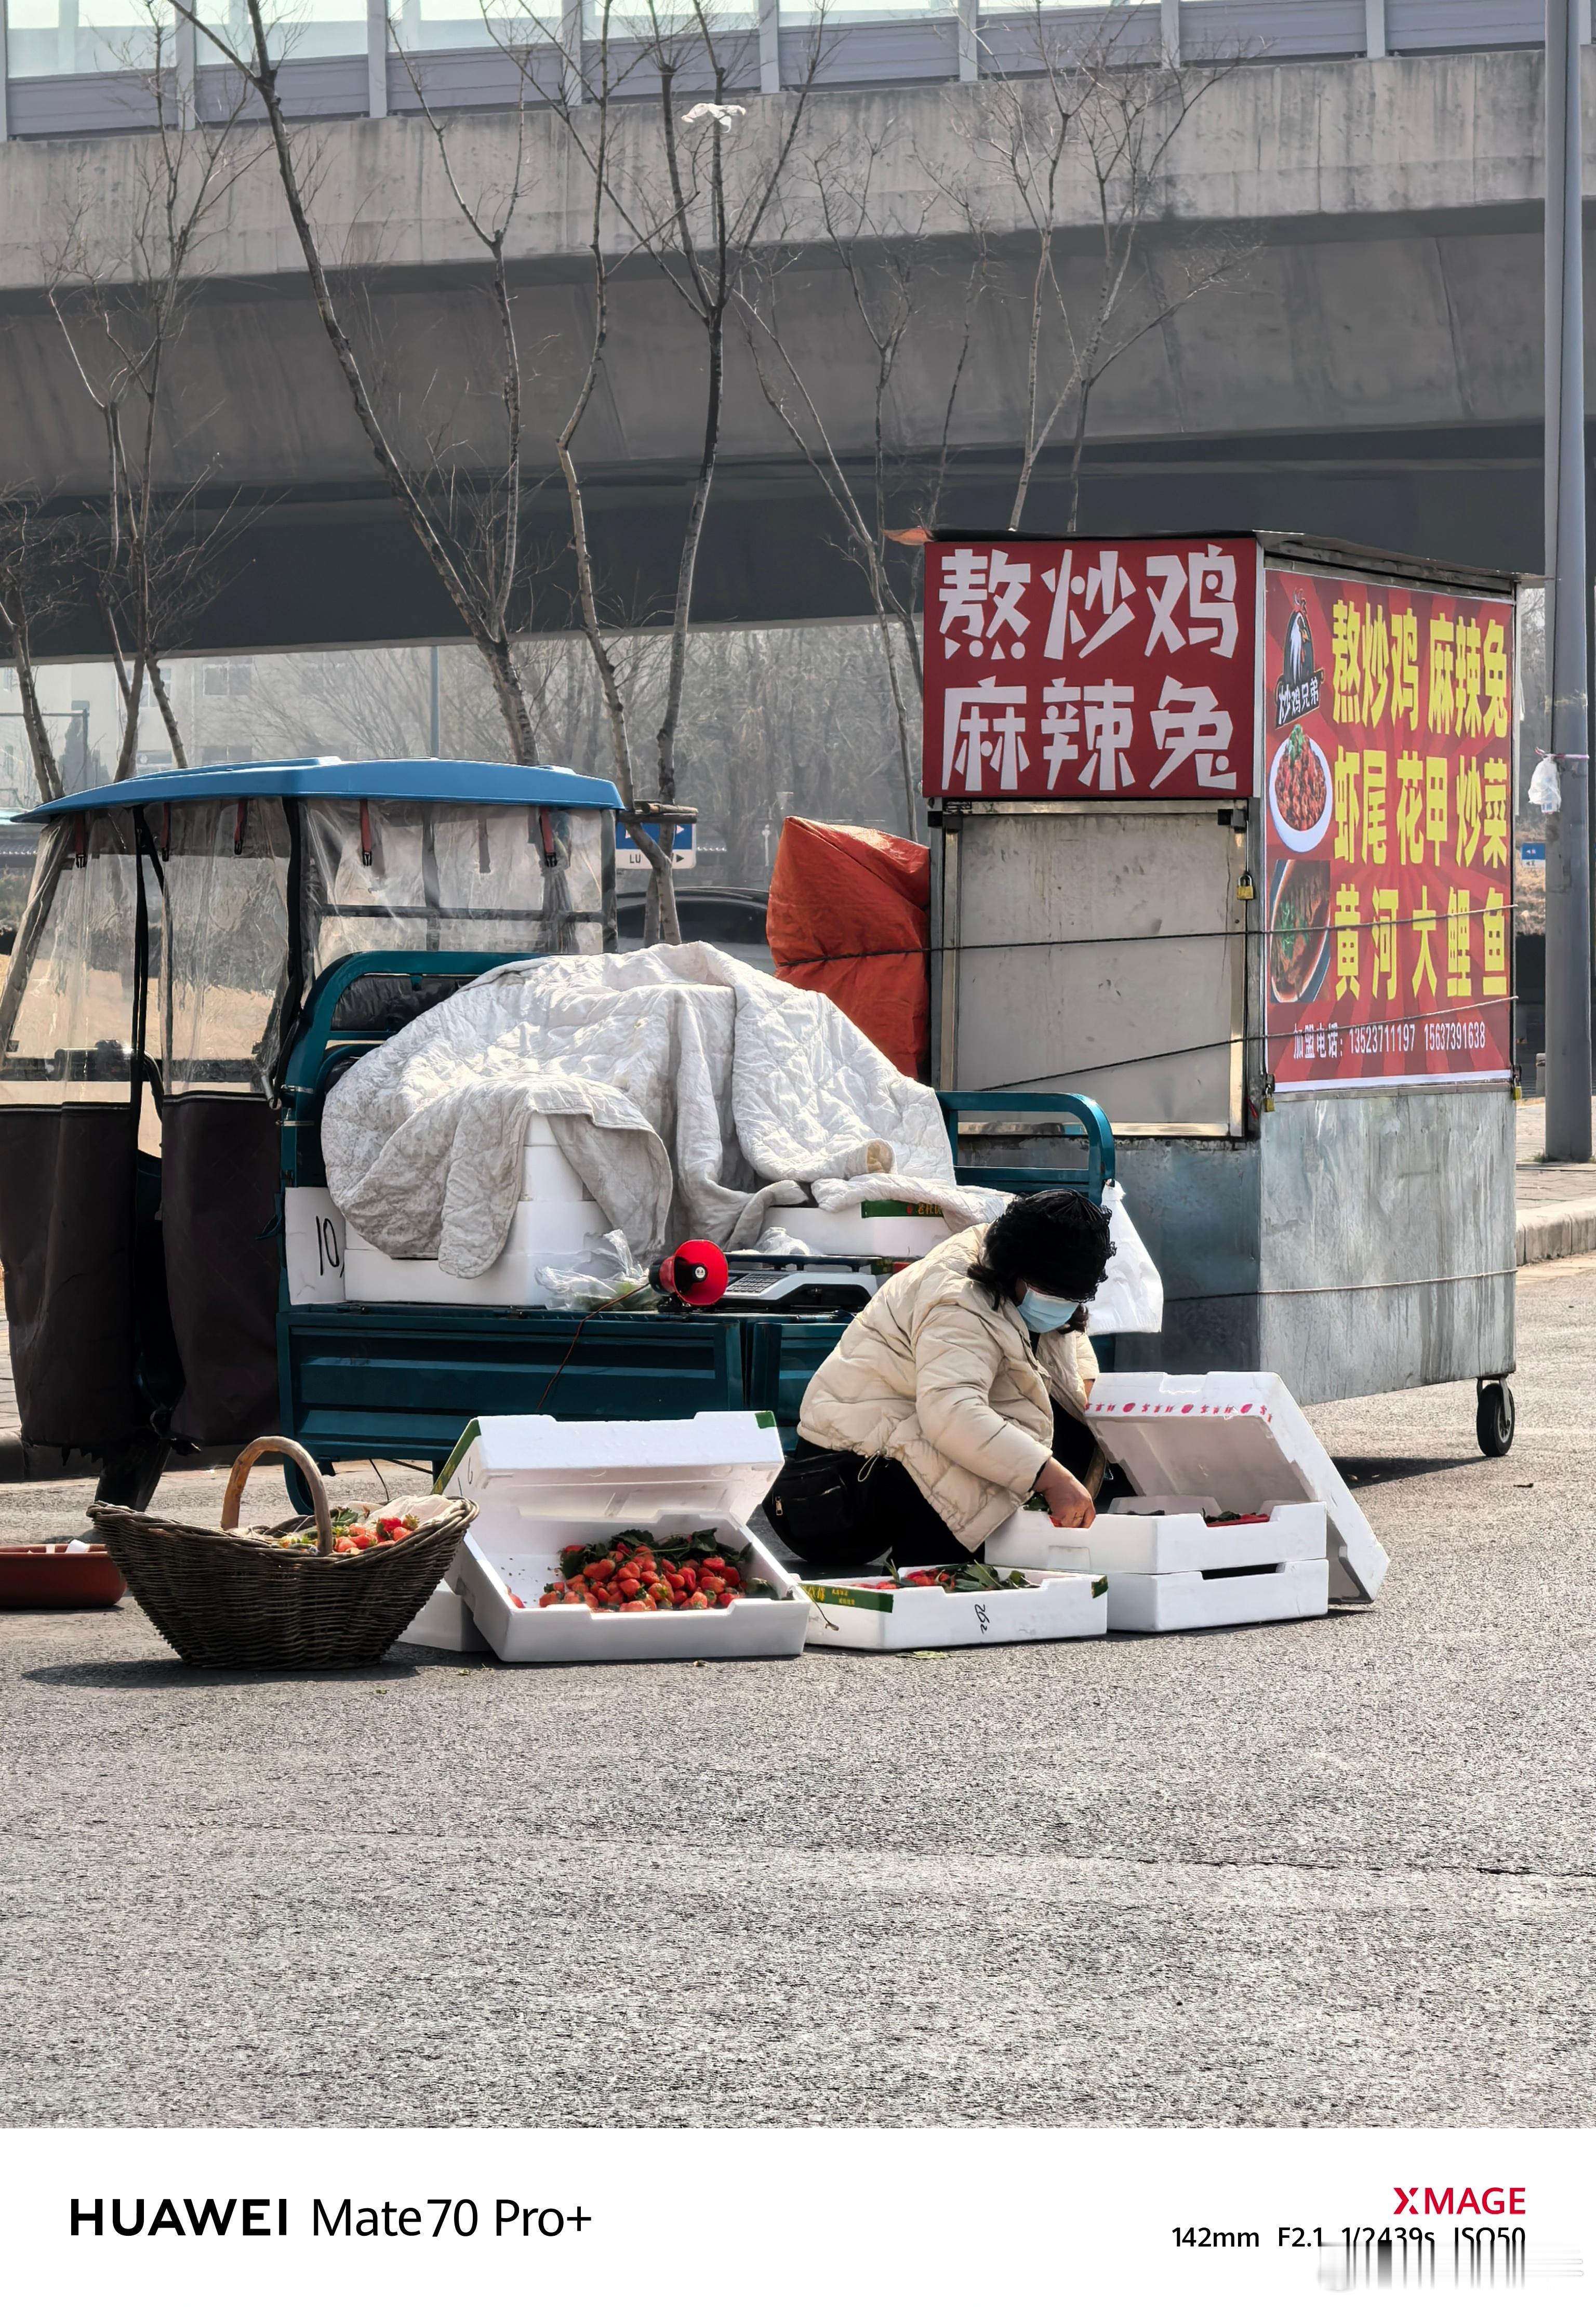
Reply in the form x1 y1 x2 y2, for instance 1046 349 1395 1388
615 884 772 972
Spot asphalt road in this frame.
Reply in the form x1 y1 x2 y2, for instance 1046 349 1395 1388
3 1261 1594 2129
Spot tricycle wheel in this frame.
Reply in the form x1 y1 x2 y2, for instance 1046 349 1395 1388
1477 1381 1515 1459
282 1456 334 1515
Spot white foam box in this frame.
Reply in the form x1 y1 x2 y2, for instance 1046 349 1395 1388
1105 1558 1331 1634
1085 1370 1388 1604
1089 1495 1326 1574
396 1584 488 1652
985 1500 1324 1577
982 1507 1093 1574
439 1410 810 1664
802 1568 1107 1651
983 1492 1328 1632
342 1120 610 1307
789 1201 952 1258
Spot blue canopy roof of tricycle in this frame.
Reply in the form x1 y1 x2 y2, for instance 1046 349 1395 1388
19 757 625 819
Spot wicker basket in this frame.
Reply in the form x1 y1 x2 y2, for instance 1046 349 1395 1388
90 1436 476 1670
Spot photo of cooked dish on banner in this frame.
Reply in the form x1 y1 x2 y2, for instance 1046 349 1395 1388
1262 567 1514 1092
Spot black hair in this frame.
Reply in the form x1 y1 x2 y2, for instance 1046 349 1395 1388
966 1188 1114 1309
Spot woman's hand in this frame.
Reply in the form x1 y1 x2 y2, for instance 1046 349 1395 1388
1035 1455 1096 1528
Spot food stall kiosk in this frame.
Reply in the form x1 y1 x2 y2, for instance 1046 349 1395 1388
925 532 1519 1455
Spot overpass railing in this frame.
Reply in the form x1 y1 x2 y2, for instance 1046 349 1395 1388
0 0 1582 143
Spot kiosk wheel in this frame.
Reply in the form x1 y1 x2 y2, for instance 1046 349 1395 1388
1476 1380 1515 1459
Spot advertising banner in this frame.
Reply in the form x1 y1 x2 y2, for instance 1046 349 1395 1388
1262 567 1513 1092
922 537 1260 800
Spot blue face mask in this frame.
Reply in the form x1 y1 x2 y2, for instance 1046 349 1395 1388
1017 1286 1081 1335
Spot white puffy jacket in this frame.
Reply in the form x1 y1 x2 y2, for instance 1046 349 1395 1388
795 1224 1098 1551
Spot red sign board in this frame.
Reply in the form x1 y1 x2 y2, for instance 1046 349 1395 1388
1262 567 1513 1090
922 536 1260 800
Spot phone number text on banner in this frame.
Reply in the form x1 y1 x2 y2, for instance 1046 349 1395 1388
922 537 1260 800
1262 567 1513 1091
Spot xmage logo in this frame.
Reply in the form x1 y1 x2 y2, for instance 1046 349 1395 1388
1393 2187 1526 2218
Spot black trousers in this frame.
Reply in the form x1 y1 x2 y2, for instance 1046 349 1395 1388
767 1403 1116 1575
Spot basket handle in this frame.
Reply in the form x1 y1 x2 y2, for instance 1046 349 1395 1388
223 1436 335 1555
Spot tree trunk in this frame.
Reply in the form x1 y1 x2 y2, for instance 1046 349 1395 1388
6 611 63 803
115 651 144 780
149 658 188 767
236 0 540 772
655 301 723 811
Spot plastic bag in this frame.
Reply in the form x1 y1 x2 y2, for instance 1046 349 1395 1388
533 1230 657 1312
1528 754 1562 814
1086 1181 1163 1336
766 818 930 1076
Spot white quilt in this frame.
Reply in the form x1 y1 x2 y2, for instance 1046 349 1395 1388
320 943 1004 1276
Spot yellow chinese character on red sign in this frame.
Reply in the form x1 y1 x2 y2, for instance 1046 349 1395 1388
1428 615 1455 736
1362 750 1387 865
1391 609 1419 731
1445 887 1472 998
1482 886 1508 998
1334 747 1360 864
1426 754 1449 864
1482 759 1509 870
1332 599 1362 723
1482 621 1509 739
1412 886 1438 998
1455 617 1483 739
1333 883 1361 999
1396 753 1425 866
1456 760 1482 868
1361 606 1389 725
1371 889 1399 1002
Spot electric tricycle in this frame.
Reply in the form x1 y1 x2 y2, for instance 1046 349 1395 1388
1 759 1111 1515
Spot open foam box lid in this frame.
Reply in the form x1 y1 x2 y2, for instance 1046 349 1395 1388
436 1410 786 1530
1085 1371 1388 1602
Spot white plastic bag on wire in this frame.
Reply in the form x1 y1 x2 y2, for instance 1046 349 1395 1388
1528 754 1562 814
1086 1181 1163 1336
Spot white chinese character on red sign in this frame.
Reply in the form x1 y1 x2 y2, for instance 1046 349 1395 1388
1149 677 1235 790
941 679 1029 791
1080 681 1135 791
1041 679 1080 790
1042 548 1137 660
937 548 1033 661
1145 545 1240 660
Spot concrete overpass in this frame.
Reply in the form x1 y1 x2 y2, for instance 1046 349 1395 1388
0 19 1586 653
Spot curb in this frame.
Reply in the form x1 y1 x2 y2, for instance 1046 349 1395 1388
1517 1196 1596 1266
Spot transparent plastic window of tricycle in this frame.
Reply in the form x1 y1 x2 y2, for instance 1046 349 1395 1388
0 815 154 1106
161 798 291 1095
302 799 608 974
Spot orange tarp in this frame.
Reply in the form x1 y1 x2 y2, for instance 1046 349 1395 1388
766 818 930 1079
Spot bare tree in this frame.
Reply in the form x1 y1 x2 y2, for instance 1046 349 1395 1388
535 0 828 934
390 0 685 936
955 6 1252 532
229 624 910 889
44 8 257 774
172 0 563 772
173 0 687 931
738 120 987 832
0 494 74 801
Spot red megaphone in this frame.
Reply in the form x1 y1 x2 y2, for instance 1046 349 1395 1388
651 1239 729 1308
